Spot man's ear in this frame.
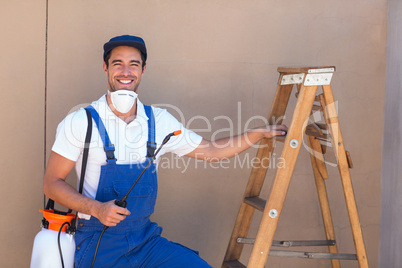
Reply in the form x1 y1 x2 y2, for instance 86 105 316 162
142 64 147 75
103 61 108 75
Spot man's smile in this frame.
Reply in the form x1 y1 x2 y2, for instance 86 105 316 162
117 78 134 85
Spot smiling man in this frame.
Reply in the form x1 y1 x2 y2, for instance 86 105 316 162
43 35 287 267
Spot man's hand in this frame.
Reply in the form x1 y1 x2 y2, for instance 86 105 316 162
185 124 288 162
43 152 132 227
255 124 288 139
93 200 131 227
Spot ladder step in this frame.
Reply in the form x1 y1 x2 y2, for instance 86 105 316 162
269 250 357 260
237 238 336 247
275 240 336 247
223 251 357 263
244 196 266 212
305 129 330 140
307 122 328 131
223 260 246 268
306 124 331 140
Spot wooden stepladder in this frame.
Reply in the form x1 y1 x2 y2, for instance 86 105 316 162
222 66 368 268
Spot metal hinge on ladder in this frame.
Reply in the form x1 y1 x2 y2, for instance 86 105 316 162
280 67 335 86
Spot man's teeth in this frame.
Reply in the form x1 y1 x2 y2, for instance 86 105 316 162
119 80 132 84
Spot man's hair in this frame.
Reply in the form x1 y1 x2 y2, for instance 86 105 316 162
104 50 147 69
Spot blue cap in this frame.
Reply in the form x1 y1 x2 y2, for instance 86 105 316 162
103 35 147 62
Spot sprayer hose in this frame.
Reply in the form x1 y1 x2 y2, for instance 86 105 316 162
90 226 107 268
58 222 71 268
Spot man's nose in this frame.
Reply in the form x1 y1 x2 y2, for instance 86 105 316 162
121 65 130 75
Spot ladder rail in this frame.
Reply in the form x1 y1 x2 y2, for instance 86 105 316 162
321 84 369 267
307 135 340 268
248 84 319 267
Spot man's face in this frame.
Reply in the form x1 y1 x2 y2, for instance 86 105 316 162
103 46 146 93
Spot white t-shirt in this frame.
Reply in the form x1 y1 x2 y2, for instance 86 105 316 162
52 95 202 218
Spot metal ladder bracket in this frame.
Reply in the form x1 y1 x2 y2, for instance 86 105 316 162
281 73 305 85
304 72 333 86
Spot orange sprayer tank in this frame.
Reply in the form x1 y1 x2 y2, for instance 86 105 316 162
30 210 76 268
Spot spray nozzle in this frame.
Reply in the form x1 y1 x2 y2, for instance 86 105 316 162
162 130 182 144
114 199 127 208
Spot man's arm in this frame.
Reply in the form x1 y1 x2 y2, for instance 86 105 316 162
43 151 130 226
185 125 287 161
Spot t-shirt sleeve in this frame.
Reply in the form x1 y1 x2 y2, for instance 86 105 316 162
153 107 203 157
51 109 88 161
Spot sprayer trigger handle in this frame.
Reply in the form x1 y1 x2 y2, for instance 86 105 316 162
114 199 127 208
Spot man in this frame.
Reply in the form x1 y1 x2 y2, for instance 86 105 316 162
44 35 287 267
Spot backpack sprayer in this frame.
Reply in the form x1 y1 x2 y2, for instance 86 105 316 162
30 129 181 268
30 207 77 268
30 108 94 268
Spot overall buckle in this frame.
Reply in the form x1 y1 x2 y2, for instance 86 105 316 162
147 141 157 157
104 144 116 162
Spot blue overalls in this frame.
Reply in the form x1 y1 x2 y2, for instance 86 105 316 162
74 105 212 268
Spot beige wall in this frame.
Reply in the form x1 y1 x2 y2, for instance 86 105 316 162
1 1 387 267
0 1 46 267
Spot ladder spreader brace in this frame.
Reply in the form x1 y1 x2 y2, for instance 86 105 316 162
222 66 368 268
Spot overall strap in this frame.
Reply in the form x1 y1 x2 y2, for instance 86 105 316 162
85 105 116 164
144 105 157 158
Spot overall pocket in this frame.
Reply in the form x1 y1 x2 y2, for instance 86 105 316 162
103 181 155 218
74 230 98 268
